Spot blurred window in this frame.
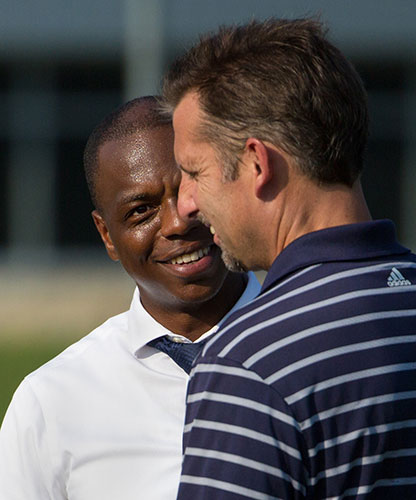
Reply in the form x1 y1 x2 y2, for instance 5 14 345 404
0 64 9 245
55 62 122 247
356 61 405 236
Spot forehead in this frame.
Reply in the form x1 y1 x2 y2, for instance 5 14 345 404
95 126 178 207
98 126 175 181
100 125 174 172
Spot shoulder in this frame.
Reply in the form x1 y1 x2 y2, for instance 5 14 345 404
202 256 416 374
2 309 130 440
202 263 321 362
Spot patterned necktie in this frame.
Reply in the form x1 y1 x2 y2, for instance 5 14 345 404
148 336 205 374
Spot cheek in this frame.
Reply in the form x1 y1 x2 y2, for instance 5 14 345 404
197 181 221 210
115 222 160 259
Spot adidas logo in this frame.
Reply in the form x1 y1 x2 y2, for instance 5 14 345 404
387 267 412 287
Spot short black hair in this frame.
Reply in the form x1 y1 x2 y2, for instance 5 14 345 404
84 96 171 208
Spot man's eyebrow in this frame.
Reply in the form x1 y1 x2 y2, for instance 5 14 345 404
177 157 203 173
118 193 152 205
177 163 192 174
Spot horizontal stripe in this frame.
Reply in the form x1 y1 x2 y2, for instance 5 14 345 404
188 391 299 429
240 286 416 367
216 261 416 358
309 419 416 457
184 419 302 460
204 265 321 356
184 256 416 498
239 286 407 370
325 476 416 499
310 448 416 486
192 363 264 382
248 310 416 373
258 264 322 302
180 475 279 500
265 333 416 384
185 447 306 495
287 362 416 405
301 391 416 430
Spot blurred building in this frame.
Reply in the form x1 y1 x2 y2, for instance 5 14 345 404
0 0 415 334
1 0 416 261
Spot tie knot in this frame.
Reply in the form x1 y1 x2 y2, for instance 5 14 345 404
148 336 205 374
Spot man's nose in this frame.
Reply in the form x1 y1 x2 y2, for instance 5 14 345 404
177 175 199 221
160 197 198 238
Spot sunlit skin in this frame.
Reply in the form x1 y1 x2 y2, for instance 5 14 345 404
173 93 273 271
92 125 246 341
171 113 247 269
173 91 372 271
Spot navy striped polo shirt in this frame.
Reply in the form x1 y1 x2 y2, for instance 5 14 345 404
177 220 416 499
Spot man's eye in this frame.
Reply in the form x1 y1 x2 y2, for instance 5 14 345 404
187 170 198 180
125 205 154 222
179 164 199 180
134 205 149 214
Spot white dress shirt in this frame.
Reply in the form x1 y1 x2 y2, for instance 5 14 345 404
0 273 260 500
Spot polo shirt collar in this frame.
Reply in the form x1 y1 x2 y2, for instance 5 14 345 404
262 220 410 292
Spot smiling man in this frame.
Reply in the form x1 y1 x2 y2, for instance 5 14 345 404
0 97 260 500
163 18 416 499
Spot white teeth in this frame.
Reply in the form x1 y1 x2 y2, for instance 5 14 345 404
183 253 192 263
210 226 216 235
169 246 210 265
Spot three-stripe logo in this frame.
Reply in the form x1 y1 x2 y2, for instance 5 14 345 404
387 267 412 287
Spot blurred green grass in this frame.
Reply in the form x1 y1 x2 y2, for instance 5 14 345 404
0 336 78 422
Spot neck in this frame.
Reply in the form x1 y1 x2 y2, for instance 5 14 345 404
268 178 371 268
139 272 247 342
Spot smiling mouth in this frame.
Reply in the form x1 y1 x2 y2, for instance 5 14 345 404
167 246 211 265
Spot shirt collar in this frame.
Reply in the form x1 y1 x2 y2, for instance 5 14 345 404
128 271 261 357
262 219 410 292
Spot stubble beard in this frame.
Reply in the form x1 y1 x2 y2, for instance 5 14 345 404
197 213 246 273
220 247 247 273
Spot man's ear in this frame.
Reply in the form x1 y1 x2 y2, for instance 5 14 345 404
244 138 290 200
91 210 119 261
244 138 274 199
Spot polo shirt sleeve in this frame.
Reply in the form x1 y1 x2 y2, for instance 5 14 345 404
0 379 63 500
177 355 309 499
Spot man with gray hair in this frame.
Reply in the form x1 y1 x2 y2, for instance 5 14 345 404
163 18 416 499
